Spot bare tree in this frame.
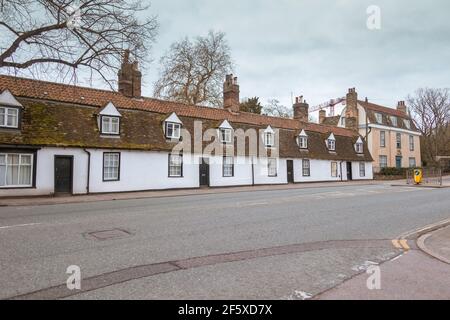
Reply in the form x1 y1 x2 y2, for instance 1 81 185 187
0 0 158 87
154 30 232 107
407 88 450 165
262 99 293 118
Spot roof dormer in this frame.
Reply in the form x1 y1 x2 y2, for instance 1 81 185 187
326 133 336 151
355 136 364 153
0 89 23 108
218 120 233 144
0 89 23 129
98 102 121 135
297 129 308 149
164 112 183 140
263 125 275 147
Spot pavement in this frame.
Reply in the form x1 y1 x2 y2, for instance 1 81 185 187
0 182 449 300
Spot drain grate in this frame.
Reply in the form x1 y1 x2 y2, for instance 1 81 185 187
85 228 132 241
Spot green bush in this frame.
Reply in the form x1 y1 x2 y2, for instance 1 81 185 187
379 167 408 176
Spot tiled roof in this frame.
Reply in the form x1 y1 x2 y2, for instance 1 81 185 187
0 75 357 138
358 100 410 118
322 116 340 126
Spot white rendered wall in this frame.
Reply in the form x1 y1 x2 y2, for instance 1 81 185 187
208 156 253 187
351 161 373 180
253 158 287 185
293 159 345 182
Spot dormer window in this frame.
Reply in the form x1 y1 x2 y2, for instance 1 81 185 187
326 133 336 151
98 102 121 136
165 122 181 139
101 116 120 134
390 116 397 126
218 120 233 144
355 137 363 153
164 112 183 140
375 113 382 124
298 129 308 149
0 107 19 128
0 89 23 129
404 119 411 129
264 126 275 147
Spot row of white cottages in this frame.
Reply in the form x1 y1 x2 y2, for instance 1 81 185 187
0 73 373 197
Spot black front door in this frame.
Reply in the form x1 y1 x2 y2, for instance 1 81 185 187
199 158 210 186
346 162 353 180
54 156 73 194
287 160 294 183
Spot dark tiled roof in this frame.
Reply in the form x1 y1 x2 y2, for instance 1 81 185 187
0 75 373 161
322 116 340 126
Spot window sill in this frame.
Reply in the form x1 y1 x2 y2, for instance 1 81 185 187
100 134 120 138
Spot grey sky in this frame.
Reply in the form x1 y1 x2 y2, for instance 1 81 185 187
145 0 450 109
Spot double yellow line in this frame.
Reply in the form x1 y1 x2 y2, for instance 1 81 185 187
392 239 410 250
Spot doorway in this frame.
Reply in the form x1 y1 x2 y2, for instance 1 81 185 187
199 157 210 187
346 162 353 181
287 160 294 183
54 156 73 194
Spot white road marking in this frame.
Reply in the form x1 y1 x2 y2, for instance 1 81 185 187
0 223 41 230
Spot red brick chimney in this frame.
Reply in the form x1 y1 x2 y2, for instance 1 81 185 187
319 109 326 124
293 96 309 122
118 49 142 98
345 87 358 131
223 74 240 112
397 101 407 114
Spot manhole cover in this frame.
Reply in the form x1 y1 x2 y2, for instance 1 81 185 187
85 228 132 241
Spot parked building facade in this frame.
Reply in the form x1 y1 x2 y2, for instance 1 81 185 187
0 58 373 197
318 88 421 172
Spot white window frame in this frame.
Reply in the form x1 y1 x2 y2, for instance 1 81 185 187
101 116 120 135
375 113 383 124
409 135 414 151
165 122 181 139
220 128 232 144
396 132 402 149
0 106 19 128
264 132 274 147
331 162 338 177
379 155 388 168
299 136 308 149
222 156 234 177
168 154 183 177
380 131 386 147
302 159 310 177
267 158 277 177
355 142 363 153
359 162 366 177
0 153 33 188
103 152 120 181
327 139 336 151
390 116 398 126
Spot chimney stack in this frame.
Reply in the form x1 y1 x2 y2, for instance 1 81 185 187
319 109 326 124
345 87 358 131
223 74 240 112
118 49 142 98
397 101 407 114
293 96 309 122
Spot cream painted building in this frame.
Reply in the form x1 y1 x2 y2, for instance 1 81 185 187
319 88 421 172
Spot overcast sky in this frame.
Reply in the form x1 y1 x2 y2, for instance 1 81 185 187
142 0 450 109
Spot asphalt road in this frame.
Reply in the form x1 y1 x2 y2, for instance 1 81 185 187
0 183 449 299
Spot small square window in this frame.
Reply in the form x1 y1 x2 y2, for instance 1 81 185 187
166 122 181 139
299 136 308 149
0 107 19 128
264 132 274 147
355 142 363 153
101 116 120 135
220 128 232 144
390 116 398 126
327 139 335 151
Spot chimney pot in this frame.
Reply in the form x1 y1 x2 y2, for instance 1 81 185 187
118 50 142 98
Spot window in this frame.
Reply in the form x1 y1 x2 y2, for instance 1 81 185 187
264 132 274 147
380 131 386 147
220 128 232 144
222 156 234 177
409 157 416 168
331 162 338 177
299 136 308 149
390 116 397 126
302 159 310 177
359 162 366 177
165 122 181 139
0 153 33 187
404 119 411 129
379 155 388 168
103 153 120 181
0 107 19 128
375 113 382 124
267 158 277 177
101 116 120 135
355 142 363 153
327 139 336 151
409 135 414 151
168 154 183 177
396 133 402 148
